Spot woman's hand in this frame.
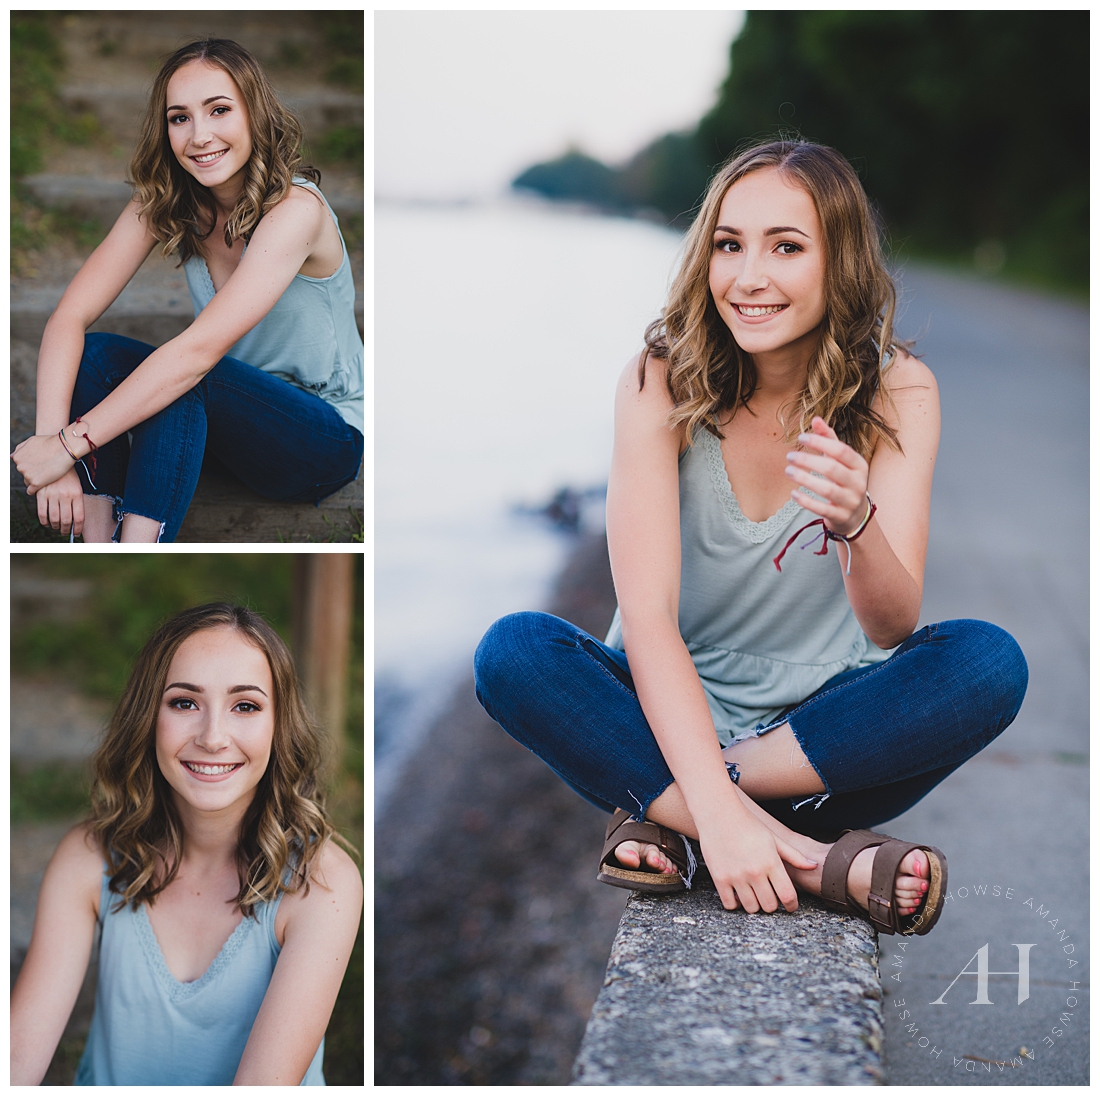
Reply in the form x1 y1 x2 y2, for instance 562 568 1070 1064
11 433 78 496
34 468 86 538
784 416 869 535
697 806 817 913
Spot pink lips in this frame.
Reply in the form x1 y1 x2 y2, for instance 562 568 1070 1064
180 760 243 782
732 303 789 324
189 148 229 166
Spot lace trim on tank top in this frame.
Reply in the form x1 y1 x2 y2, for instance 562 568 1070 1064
135 903 253 1002
699 429 805 544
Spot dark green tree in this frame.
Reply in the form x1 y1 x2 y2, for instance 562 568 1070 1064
515 11 1088 288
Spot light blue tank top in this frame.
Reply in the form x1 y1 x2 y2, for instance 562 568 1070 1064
183 178 363 436
75 867 325 1085
605 428 890 746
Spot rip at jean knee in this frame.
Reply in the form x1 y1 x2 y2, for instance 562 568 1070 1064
86 491 122 508
791 792 831 811
74 494 123 543
678 836 698 890
627 787 698 890
115 509 167 543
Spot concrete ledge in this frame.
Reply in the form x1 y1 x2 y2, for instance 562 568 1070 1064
571 885 884 1086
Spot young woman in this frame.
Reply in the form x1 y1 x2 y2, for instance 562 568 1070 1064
10 603 363 1085
474 140 1028 936
10 38 363 542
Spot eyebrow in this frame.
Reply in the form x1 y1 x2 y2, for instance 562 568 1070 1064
164 681 269 697
165 95 234 113
714 225 811 238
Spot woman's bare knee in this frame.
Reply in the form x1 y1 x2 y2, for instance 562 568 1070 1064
118 512 163 543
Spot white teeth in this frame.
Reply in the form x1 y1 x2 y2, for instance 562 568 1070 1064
737 305 786 316
184 762 240 775
193 150 226 163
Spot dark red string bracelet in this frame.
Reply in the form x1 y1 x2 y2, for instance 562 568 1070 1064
773 496 877 575
72 418 99 477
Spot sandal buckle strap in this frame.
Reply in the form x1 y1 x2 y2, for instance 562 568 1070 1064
868 893 894 931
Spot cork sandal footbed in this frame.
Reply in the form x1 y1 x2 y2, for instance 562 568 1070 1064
597 808 688 894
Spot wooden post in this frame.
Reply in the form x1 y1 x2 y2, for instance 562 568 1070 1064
292 554 353 768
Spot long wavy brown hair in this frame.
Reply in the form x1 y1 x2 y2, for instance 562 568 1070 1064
129 38 320 264
643 139 904 460
88 603 338 917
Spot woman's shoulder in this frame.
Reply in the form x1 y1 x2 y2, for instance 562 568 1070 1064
883 346 937 395
273 839 361 949
612 350 685 464
274 180 328 216
618 348 670 391
874 347 940 456
51 822 102 869
253 183 329 238
283 841 362 919
616 350 678 426
43 822 104 913
309 838 362 892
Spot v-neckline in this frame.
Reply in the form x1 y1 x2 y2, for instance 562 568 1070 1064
698 429 806 543
138 903 250 995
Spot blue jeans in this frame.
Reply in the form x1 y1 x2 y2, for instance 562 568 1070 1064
70 333 364 542
473 613 1028 836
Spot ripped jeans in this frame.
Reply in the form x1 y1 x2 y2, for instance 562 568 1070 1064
70 333 364 542
473 613 1028 837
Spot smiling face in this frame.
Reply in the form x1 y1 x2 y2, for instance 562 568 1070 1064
708 166 827 366
165 59 252 196
155 626 275 820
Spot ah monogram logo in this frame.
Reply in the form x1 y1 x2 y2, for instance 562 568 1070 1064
929 943 1036 1006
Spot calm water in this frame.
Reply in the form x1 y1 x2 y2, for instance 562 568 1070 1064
375 197 684 810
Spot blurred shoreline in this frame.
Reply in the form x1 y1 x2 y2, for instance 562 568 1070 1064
374 532 628 1085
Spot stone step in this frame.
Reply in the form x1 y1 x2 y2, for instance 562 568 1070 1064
11 240 364 348
52 12 362 149
11 465 364 545
60 86 362 152
56 11 344 76
176 466 363 543
20 174 363 235
13 302 364 349
10 337 363 544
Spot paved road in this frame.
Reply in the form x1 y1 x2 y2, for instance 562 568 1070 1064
880 266 1088 1085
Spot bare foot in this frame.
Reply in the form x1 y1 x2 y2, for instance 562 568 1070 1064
845 845 929 917
614 840 679 875
741 820 930 918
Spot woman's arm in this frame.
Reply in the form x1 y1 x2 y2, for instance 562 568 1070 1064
783 351 940 647
21 200 158 535
607 356 816 915
10 824 103 1085
233 841 363 1085
12 188 330 494
35 199 159 436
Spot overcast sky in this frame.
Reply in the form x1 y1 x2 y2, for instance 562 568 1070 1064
376 10 745 201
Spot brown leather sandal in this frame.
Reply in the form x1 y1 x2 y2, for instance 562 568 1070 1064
820 828 948 936
596 808 690 894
